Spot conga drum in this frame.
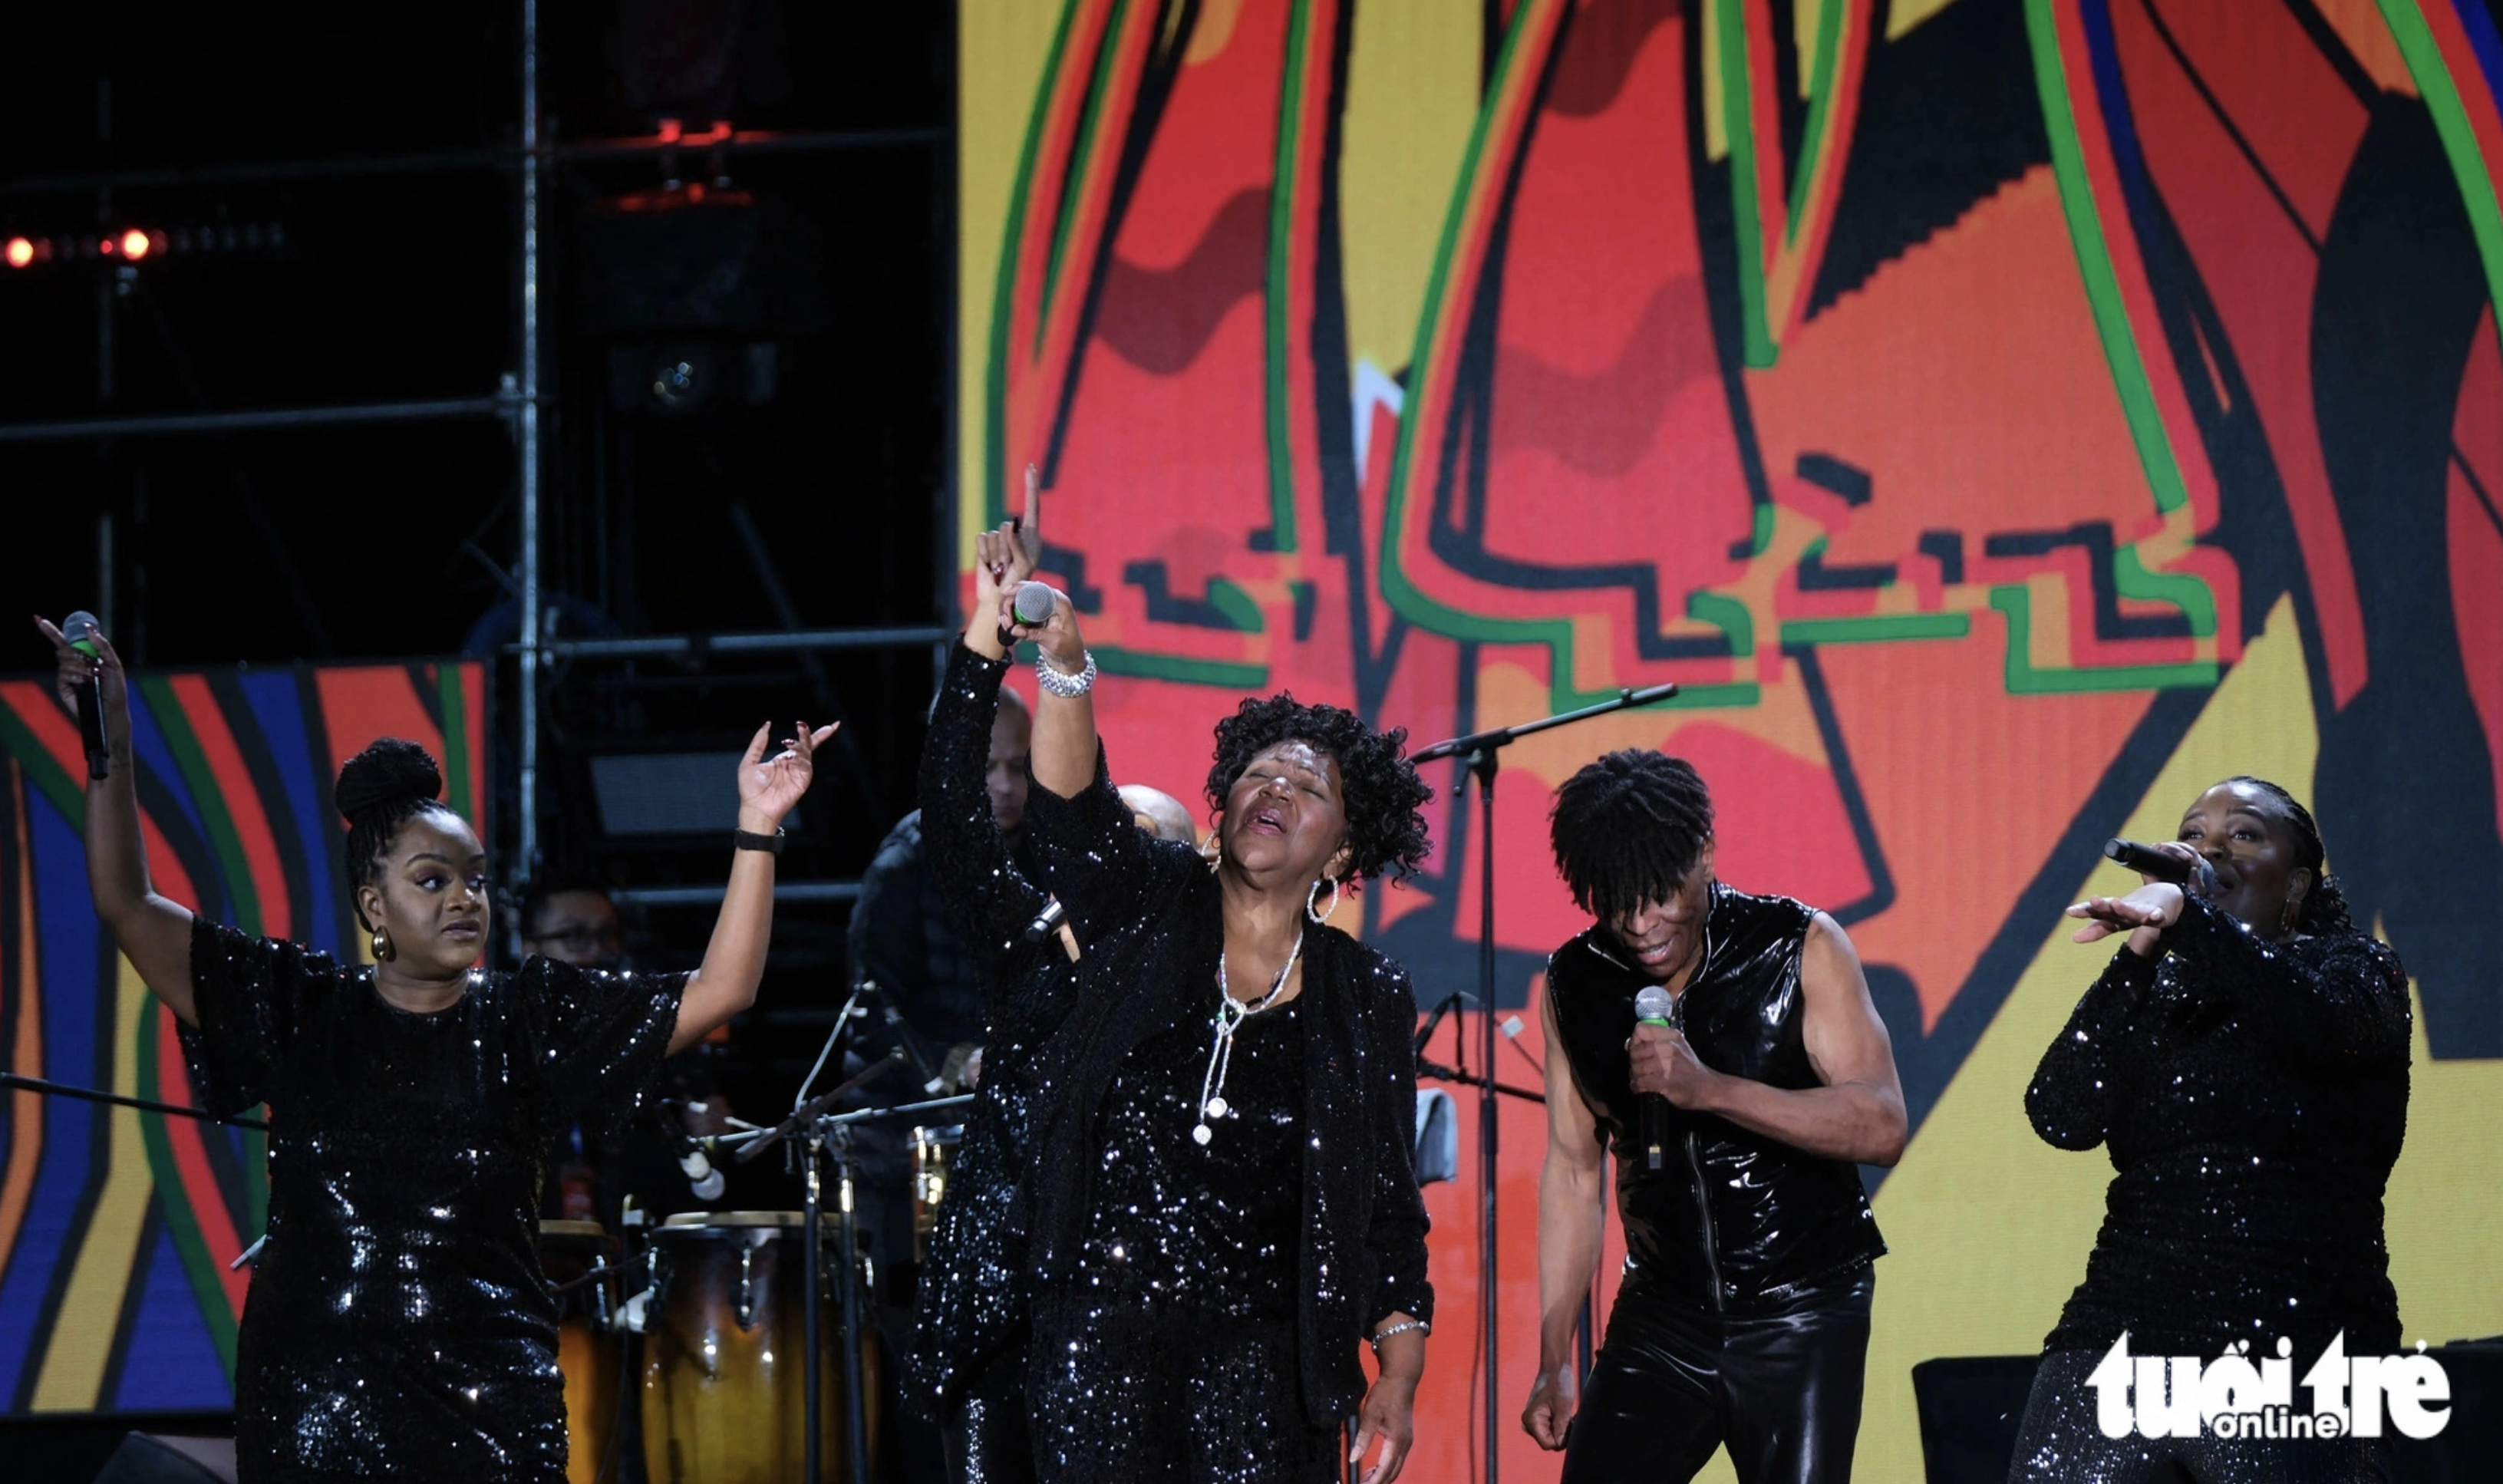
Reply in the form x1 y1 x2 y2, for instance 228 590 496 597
639 1211 882 1484
539 1219 620 1484
911 1123 964 1264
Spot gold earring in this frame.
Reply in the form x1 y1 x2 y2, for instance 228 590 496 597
371 925 395 962
2280 897 2300 935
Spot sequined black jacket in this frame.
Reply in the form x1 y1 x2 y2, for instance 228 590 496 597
906 654 1060 1414
1548 885 1886 1311
2027 898 2410 1360
915 641 1432 1424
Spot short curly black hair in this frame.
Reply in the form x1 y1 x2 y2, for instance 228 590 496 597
1548 750 1714 924
1205 694 1433 885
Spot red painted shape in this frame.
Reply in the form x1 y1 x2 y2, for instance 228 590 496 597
169 674 289 941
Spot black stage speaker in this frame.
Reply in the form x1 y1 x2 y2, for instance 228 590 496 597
1911 1354 2039 1484
91 1433 236 1484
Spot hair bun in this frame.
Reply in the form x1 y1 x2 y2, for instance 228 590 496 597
335 738 444 820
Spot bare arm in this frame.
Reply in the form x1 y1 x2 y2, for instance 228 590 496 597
670 720 836 1055
1631 912 1908 1166
37 619 196 1023
1524 984 1605 1450
965 466 1094 801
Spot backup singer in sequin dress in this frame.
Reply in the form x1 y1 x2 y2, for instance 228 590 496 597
929 490 1435 1484
36 617 835 1484
2010 777 2411 1484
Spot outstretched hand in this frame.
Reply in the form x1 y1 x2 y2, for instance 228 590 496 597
2066 881 2185 958
736 721 839 833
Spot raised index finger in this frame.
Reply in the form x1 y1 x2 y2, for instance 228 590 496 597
1017 463 1040 536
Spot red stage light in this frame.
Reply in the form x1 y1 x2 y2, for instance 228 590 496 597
3 237 31 269
120 229 152 261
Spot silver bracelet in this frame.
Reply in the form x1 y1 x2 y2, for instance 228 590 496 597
1367 1319 1429 1350
1035 648 1098 699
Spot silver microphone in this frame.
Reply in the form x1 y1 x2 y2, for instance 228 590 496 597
1012 581 1057 626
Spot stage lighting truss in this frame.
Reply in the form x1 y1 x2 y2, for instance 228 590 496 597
2 220 289 272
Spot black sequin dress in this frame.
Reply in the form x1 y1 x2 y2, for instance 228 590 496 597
914 641 1432 1484
2010 899 2410 1482
180 916 687 1483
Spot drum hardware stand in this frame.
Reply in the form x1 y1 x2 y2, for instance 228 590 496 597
1409 681 1680 1484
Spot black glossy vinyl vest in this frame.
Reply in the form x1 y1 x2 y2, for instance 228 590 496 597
1549 884 1885 1311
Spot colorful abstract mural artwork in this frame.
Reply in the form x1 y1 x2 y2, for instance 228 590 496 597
959 1 2503 1477
0 661 485 1413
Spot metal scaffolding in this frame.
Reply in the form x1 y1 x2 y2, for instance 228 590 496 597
0 2 951 900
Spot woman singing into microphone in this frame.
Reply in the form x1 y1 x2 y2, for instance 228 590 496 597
921 495 1435 1484
34 616 834 1484
2010 777 2411 1483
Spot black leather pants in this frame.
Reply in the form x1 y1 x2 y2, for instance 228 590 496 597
945 1347 1034 1484
1561 1267 1875 1484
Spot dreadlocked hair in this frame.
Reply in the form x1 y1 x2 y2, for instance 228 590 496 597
1549 750 1714 925
335 738 456 930
2218 776 2355 936
1205 694 1433 885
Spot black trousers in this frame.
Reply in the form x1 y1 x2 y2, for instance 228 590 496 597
1561 1268 1875 1484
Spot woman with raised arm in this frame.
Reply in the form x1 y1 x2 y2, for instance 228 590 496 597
922 486 1434 1484
34 616 833 1484
2010 777 2410 1484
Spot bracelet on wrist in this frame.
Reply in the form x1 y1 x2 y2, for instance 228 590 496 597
1035 647 1098 699
734 826 786 854
1367 1319 1429 1350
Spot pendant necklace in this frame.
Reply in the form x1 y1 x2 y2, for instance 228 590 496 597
1193 931 1304 1146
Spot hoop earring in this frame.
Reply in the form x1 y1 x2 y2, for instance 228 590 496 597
2279 897 2300 936
1307 875 1341 925
1205 833 1223 873
371 925 396 963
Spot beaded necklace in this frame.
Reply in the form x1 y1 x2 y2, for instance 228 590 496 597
1192 931 1304 1146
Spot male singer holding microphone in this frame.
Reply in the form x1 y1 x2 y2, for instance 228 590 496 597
1525 750 1907 1483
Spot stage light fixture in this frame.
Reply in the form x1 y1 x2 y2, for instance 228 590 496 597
119 229 153 261
4 237 31 269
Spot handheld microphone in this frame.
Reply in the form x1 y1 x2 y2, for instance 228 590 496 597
1022 895 1066 946
2102 839 2194 882
1011 581 1058 627
655 1110 727 1202
61 612 110 781
1633 985 1677 1172
2102 839 2220 898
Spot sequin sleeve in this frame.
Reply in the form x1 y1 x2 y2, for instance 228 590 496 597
1013 719 1198 939
176 915 335 1118
2025 945 2159 1152
521 956 690 1120
2161 898 2411 1070
918 641 1050 965
1364 957 1433 1327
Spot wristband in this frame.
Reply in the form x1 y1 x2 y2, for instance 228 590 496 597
734 827 786 854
